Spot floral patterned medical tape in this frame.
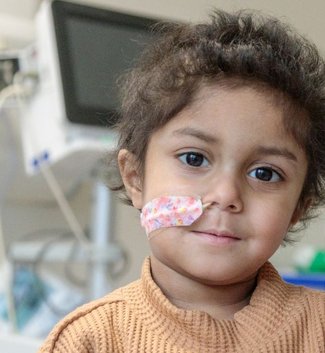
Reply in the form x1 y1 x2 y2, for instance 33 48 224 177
140 196 209 236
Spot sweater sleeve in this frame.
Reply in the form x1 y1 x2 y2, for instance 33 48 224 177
37 292 124 353
37 321 93 353
37 309 107 353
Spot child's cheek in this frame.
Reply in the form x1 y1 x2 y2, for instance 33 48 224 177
252 205 293 246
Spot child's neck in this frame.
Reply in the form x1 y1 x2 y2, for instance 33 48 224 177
150 257 257 321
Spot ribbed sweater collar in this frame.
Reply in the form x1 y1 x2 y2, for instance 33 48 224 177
128 257 302 349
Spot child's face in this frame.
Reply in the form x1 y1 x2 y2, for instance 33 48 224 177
122 84 308 285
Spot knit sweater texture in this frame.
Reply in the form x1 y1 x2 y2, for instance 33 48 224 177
39 257 325 353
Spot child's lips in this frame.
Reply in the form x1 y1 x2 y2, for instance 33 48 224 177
193 229 241 240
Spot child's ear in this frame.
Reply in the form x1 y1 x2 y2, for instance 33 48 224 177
118 149 143 209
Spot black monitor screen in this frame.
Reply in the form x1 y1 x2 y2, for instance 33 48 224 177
52 0 158 126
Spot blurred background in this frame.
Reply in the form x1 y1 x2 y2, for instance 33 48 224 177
0 0 324 351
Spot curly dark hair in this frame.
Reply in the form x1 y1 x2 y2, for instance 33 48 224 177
109 9 325 233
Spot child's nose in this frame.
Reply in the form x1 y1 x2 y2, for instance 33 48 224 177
205 173 243 213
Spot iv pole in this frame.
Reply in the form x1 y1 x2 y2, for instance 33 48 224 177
89 162 124 299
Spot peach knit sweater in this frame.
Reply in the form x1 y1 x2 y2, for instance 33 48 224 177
39 257 325 353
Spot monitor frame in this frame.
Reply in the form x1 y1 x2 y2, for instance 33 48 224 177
51 0 158 126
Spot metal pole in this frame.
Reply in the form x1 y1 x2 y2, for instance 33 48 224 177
89 168 114 299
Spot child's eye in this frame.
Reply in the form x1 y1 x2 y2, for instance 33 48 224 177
248 167 282 182
178 152 209 167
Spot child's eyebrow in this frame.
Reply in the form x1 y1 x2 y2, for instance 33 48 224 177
172 128 298 162
255 146 298 163
172 127 218 143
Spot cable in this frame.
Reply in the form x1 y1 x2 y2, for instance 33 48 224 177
0 77 36 207
10 72 92 251
9 227 87 288
0 77 87 330
0 77 91 323
38 164 91 249
0 213 17 332
0 82 27 333
0 84 26 111
63 239 88 287
2 72 127 304
31 232 81 316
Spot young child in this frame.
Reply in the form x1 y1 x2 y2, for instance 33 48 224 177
39 10 325 353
